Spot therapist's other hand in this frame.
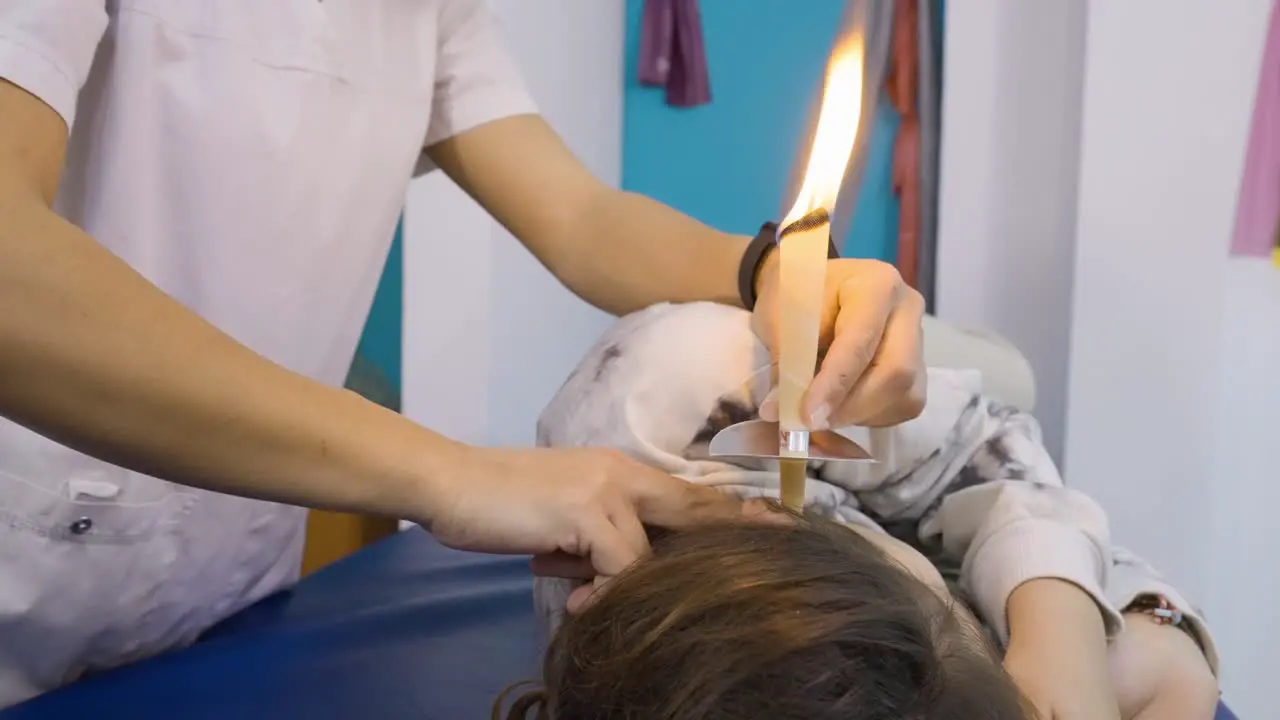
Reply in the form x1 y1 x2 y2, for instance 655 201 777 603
423 446 763 597
754 257 926 429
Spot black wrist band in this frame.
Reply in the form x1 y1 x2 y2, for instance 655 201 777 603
737 221 840 310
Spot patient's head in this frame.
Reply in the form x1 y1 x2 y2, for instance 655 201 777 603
501 516 1030 719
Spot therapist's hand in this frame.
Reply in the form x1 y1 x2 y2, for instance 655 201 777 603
422 445 768 596
754 257 926 429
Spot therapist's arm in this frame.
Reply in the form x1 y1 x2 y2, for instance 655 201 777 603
0 79 460 520
426 114 750 315
0 75 753 579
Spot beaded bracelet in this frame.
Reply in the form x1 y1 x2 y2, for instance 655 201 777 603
1125 593 1184 626
1123 593 1205 654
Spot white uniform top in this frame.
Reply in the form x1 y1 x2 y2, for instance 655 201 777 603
0 0 534 707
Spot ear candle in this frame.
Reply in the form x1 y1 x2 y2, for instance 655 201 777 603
776 210 832 510
772 30 865 512
705 25 869 491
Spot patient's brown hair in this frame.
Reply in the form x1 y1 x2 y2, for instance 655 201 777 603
498 515 1031 720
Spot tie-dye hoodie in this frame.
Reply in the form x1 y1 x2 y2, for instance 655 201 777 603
533 302 1217 672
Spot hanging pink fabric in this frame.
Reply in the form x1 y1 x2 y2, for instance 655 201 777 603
886 0 921 288
638 0 712 108
1231 0 1280 258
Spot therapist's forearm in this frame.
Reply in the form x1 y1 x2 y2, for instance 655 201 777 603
424 114 750 316
558 189 750 315
0 194 461 522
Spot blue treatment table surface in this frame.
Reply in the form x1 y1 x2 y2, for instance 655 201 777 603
2 529 1239 719
3 529 540 719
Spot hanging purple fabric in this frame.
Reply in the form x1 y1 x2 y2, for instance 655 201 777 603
638 0 712 108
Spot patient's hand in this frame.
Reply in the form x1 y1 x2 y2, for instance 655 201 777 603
1004 579 1121 720
1109 612 1218 720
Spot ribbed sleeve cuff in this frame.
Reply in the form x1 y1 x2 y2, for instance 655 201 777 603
967 519 1123 645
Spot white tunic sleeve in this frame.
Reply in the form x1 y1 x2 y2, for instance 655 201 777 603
0 2 108 131
424 0 537 147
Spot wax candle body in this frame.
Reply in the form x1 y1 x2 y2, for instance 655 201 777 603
776 213 830 510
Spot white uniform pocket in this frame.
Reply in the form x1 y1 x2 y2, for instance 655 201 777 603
0 422 200 706
0 464 194 544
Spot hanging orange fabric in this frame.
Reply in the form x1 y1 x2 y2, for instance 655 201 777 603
886 0 921 288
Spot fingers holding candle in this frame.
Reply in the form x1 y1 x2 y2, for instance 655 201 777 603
806 259 926 429
752 258 925 430
742 19 924 434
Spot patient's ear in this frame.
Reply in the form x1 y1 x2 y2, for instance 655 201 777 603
689 397 758 446
682 396 774 471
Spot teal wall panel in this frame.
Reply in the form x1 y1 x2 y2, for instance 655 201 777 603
622 1 899 262
345 217 403 411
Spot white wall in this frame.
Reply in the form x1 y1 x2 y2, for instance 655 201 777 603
935 0 1089 464
942 1 1278 713
402 1 619 448
1068 1 1276 714
1208 259 1280 716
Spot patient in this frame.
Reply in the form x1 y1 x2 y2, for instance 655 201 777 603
500 515 1031 719
507 302 1221 720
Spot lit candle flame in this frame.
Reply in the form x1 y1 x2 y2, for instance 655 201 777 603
783 31 866 226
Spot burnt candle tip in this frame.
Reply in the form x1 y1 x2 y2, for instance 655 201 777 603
779 208 831 239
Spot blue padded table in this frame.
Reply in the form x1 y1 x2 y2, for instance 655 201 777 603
2 528 1239 719
2 529 540 719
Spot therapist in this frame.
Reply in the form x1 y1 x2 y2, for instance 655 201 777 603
0 0 925 707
